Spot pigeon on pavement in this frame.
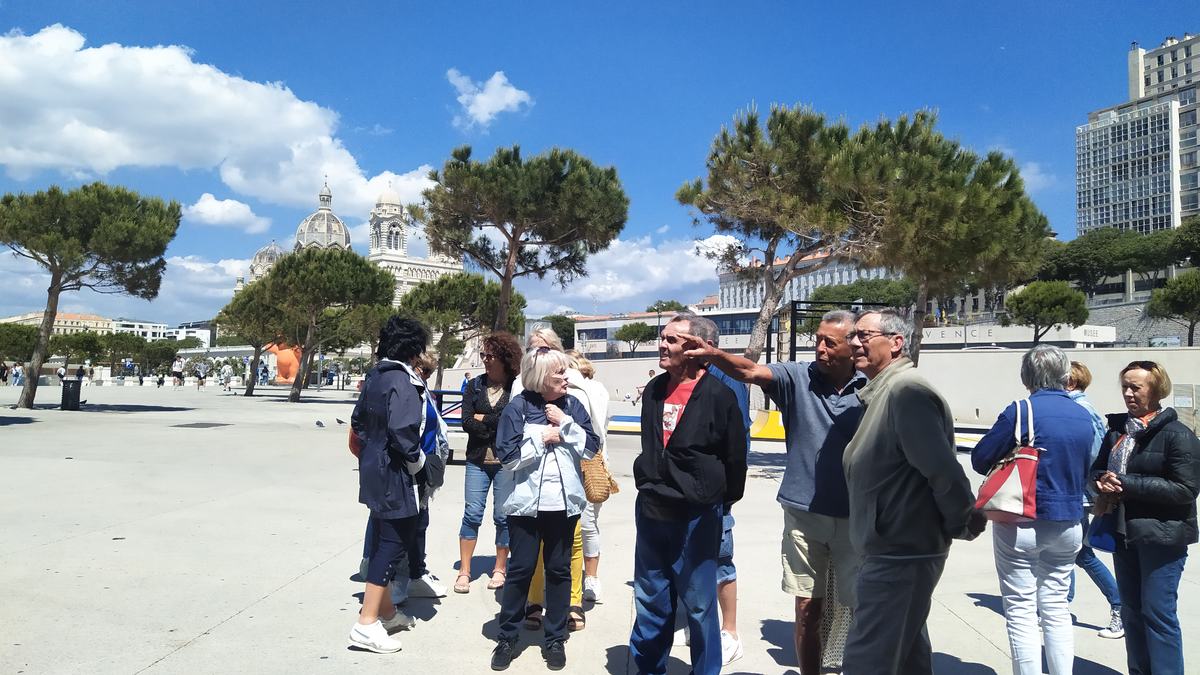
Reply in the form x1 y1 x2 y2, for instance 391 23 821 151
315 420 325 428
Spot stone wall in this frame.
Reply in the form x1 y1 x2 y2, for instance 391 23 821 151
1087 300 1195 347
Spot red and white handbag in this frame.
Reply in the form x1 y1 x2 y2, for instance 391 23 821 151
974 398 1041 522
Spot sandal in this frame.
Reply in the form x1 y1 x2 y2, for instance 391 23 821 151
453 572 471 594
487 569 506 590
568 606 586 632
524 603 543 630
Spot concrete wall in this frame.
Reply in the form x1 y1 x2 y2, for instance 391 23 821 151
438 348 1200 430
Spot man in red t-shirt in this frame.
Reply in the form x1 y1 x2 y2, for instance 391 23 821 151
629 313 747 675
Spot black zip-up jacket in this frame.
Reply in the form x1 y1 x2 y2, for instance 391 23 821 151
461 374 512 465
634 370 748 520
1091 407 1200 547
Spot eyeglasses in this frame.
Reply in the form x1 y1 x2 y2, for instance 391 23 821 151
853 330 896 343
481 353 496 361
527 346 552 356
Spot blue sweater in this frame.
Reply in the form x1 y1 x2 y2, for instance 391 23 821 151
971 389 1094 522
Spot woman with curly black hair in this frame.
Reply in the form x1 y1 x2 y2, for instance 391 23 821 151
347 317 431 654
455 331 524 593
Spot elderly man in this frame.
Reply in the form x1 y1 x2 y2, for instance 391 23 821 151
629 313 748 675
682 309 865 674
840 309 985 675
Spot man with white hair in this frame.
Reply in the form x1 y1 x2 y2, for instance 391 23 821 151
629 313 747 675
840 308 985 675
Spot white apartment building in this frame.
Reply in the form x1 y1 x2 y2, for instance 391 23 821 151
1077 34 1200 236
111 317 168 340
717 250 896 310
0 311 113 335
164 327 212 348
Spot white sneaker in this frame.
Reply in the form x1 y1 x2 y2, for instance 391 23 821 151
1097 608 1124 639
348 620 402 653
408 572 448 598
720 630 744 666
583 576 602 603
381 609 416 633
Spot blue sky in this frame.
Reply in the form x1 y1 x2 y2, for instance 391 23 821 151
0 2 1195 324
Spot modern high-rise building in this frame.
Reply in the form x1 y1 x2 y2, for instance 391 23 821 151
1076 33 1200 236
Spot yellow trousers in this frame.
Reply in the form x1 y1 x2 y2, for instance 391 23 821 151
528 520 583 606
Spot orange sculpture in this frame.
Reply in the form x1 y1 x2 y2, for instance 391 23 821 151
267 343 302 384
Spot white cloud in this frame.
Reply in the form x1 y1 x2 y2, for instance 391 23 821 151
446 68 533 130
511 234 734 315
1020 162 1056 193
183 193 270 234
0 25 433 217
0 250 247 325
655 224 670 234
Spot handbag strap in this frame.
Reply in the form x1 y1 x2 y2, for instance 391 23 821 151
1012 398 1035 447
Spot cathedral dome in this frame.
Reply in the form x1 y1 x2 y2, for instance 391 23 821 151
248 240 285 281
295 182 351 251
376 185 402 206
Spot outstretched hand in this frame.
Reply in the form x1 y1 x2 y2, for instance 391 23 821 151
676 331 713 360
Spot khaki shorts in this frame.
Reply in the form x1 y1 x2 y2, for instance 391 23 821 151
781 506 860 605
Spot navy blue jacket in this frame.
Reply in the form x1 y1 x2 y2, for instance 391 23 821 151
972 389 1093 522
352 360 425 519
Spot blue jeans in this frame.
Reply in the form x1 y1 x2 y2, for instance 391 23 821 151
1068 513 1120 608
717 506 736 584
459 462 509 548
629 496 722 675
1113 542 1188 675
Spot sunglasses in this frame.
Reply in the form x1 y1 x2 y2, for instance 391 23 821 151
527 346 552 355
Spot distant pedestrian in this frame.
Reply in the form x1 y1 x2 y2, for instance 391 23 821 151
461 372 470 393
75 365 84 381
56 365 66 383
0 361 8 385
171 358 184 387
195 361 208 390
156 372 165 388
220 363 234 392
260 363 269 385
12 363 24 386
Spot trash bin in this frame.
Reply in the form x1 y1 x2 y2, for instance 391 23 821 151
61 379 82 411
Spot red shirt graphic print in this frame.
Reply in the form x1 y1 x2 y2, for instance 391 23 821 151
662 371 705 447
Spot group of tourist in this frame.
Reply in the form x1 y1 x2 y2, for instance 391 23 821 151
0 361 25 386
347 308 1199 675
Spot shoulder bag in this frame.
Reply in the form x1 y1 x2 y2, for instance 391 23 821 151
974 398 1041 522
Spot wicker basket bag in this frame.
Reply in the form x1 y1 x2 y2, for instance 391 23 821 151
580 454 619 503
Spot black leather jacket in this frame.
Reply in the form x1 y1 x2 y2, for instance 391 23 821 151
1091 407 1200 548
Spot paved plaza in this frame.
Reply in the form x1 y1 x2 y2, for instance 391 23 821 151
0 384 1194 674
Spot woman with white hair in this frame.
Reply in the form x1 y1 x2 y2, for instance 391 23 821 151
970 345 1096 675
489 347 600 672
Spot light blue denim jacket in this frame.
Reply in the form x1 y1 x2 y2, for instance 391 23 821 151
494 391 599 518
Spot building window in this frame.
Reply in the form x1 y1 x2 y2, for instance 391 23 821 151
1158 54 1165 66
1183 87 1198 106
1183 192 1199 210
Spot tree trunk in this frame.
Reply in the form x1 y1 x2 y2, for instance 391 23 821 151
243 345 263 397
1033 325 1043 344
1190 320 1196 347
909 284 929 366
288 320 317 402
744 286 782 363
493 234 522 331
18 271 63 409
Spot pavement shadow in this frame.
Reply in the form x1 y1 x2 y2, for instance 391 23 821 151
603 644 693 674
966 592 1005 617
0 416 36 426
759 618 794 666
1072 658 1122 674
933 653 997 673
747 450 786 468
29 403 195 413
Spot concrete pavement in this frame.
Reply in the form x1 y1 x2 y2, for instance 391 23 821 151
0 384 1193 674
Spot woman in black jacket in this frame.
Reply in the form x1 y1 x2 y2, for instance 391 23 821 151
454 331 523 594
1093 360 1200 675
348 317 430 654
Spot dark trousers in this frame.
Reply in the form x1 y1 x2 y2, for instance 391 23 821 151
363 488 430 580
628 497 722 675
843 555 946 675
1113 543 1188 675
497 511 578 646
364 515 418 587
